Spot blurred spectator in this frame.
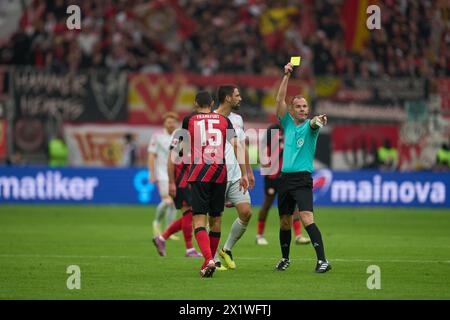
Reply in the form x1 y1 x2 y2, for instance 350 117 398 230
123 133 138 167
48 130 68 167
362 143 380 170
377 139 398 171
435 143 450 171
5 151 26 166
1 0 446 77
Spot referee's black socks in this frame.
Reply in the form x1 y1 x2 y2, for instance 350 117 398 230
279 229 291 260
305 223 326 261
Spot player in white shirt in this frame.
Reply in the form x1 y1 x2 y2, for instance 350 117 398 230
148 112 179 239
214 85 255 270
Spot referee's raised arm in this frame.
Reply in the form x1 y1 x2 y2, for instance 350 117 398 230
276 62 294 119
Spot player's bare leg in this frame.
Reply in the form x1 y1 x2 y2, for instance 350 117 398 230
298 211 331 273
256 192 275 245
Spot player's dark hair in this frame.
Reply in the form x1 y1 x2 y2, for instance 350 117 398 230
217 85 237 103
195 91 213 107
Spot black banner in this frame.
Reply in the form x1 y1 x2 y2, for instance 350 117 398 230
0 300 445 318
8 67 128 163
11 67 128 122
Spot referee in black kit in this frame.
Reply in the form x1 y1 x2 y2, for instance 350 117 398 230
274 61 331 273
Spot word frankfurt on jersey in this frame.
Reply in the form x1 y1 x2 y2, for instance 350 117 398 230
170 128 283 169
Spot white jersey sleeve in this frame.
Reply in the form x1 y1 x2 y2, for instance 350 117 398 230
148 133 158 154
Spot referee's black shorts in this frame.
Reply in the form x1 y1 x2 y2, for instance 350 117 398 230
277 171 314 215
189 181 227 217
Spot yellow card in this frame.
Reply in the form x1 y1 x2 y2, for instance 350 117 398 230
290 56 301 66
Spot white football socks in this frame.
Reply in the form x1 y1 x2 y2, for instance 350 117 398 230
165 204 177 228
223 218 247 251
155 201 167 223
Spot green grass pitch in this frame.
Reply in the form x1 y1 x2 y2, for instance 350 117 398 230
0 205 449 299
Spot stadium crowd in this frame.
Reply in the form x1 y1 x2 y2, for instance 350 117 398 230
0 0 448 78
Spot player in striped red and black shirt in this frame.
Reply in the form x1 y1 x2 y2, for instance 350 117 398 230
152 127 202 258
182 91 249 278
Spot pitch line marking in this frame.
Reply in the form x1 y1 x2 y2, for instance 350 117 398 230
0 254 449 264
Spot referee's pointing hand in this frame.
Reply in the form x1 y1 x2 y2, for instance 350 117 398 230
318 114 327 125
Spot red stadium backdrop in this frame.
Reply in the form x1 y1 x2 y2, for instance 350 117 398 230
64 124 160 167
436 78 450 117
332 124 399 170
342 0 379 52
127 72 311 125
